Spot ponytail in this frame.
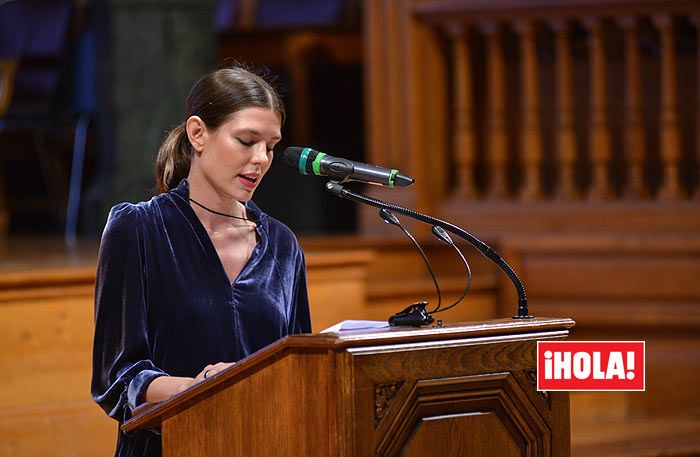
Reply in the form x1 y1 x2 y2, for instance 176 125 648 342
155 122 191 193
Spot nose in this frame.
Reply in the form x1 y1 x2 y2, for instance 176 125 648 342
251 142 271 166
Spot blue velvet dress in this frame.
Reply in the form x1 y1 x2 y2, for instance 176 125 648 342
91 179 312 456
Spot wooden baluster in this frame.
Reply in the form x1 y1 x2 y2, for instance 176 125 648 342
238 0 257 29
446 23 477 199
618 16 648 199
515 20 543 200
551 19 579 200
481 22 509 199
583 18 613 200
692 15 700 200
653 14 684 200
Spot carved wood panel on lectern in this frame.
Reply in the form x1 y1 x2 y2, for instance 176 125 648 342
378 373 553 457
347 335 567 457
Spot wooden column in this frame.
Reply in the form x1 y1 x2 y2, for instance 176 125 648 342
0 171 7 233
516 20 543 200
447 23 477 199
0 59 18 116
584 18 612 200
653 14 684 200
551 19 579 200
618 16 648 199
0 56 12 229
481 22 509 199
692 15 700 200
287 33 315 145
237 0 256 29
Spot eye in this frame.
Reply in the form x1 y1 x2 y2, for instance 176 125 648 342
266 146 275 155
237 138 255 147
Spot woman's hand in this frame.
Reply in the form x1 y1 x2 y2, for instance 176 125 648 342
194 361 236 384
145 361 235 404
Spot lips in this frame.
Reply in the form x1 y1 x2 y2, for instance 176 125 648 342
238 173 259 189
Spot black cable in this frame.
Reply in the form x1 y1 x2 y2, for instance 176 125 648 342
379 209 443 314
189 198 258 227
430 226 472 315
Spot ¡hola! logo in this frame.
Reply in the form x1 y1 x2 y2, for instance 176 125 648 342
537 341 645 391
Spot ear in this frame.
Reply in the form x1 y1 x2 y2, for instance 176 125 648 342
186 116 207 154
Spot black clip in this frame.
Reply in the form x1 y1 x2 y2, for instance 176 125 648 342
388 301 435 327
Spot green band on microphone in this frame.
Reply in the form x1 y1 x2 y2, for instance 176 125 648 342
299 148 312 175
388 169 399 187
312 152 326 176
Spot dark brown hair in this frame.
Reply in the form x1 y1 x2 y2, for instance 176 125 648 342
155 65 285 193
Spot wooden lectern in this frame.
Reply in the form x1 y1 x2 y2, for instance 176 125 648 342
123 317 574 456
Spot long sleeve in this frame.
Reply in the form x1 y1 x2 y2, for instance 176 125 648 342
91 203 168 424
289 249 312 335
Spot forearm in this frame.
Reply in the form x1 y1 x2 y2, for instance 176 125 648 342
142 362 234 404
144 376 194 404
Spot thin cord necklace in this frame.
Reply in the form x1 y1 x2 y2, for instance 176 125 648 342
189 197 257 227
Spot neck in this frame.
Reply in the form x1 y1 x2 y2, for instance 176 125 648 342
189 197 251 221
187 173 248 220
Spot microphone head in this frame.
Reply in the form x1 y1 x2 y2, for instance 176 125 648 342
393 172 415 187
283 147 304 170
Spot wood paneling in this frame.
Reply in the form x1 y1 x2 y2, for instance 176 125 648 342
163 351 335 457
0 265 114 457
305 249 373 332
499 233 700 455
403 413 522 457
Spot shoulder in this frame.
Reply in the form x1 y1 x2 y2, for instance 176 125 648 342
103 192 176 234
265 215 297 242
103 202 142 238
246 200 299 248
266 216 303 253
258 212 304 261
101 194 166 244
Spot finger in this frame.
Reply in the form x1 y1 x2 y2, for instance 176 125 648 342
196 365 213 381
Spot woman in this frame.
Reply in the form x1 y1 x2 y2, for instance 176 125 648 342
91 66 312 456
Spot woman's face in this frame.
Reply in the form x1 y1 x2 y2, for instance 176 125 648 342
193 107 281 202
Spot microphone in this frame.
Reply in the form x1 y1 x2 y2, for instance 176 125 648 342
283 147 415 187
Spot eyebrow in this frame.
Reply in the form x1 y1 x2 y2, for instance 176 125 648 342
237 128 281 141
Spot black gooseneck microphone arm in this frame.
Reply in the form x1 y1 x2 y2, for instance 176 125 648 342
325 181 532 319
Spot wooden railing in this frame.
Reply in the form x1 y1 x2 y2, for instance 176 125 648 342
363 0 700 236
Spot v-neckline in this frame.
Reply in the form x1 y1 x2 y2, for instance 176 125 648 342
170 180 265 288
208 227 260 286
